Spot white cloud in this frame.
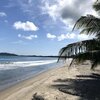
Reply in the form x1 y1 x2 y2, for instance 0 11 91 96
13 21 39 31
43 0 96 41
42 2 59 21
0 12 7 17
47 33 56 39
42 0 97 28
47 32 94 41
57 33 76 41
18 34 38 40
77 34 95 40
47 33 76 41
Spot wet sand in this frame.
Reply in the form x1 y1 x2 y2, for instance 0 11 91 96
0 63 100 100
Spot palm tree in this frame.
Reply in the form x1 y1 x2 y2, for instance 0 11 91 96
58 0 100 70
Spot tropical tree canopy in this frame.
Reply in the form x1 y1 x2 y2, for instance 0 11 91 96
58 0 100 70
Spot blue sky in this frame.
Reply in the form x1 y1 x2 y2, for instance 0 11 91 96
0 0 96 55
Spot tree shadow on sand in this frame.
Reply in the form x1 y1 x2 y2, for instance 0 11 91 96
51 73 100 100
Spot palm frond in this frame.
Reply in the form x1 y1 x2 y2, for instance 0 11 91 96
58 39 100 69
80 27 99 35
73 15 100 37
74 50 100 69
93 1 100 11
73 15 98 30
57 46 68 62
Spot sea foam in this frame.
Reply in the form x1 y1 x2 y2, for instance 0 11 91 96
0 60 57 70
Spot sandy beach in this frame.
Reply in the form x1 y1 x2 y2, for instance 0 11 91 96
0 63 100 100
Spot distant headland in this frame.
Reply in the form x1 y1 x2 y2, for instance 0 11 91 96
0 52 72 58
0 53 18 56
0 52 58 57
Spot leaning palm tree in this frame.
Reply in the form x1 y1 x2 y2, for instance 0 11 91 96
58 0 100 70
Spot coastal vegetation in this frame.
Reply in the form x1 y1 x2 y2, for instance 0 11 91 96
58 0 100 69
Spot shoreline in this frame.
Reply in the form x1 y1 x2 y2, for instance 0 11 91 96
0 62 61 92
0 63 99 100
0 64 64 100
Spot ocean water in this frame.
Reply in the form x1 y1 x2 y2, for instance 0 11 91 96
0 56 60 91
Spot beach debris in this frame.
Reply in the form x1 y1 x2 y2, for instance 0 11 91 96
32 92 44 100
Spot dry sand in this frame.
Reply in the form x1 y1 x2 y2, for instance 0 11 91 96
0 63 100 100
